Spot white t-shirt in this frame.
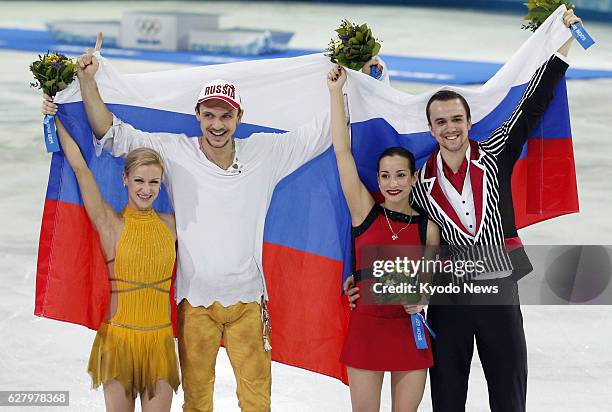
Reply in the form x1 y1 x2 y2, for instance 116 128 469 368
95 114 330 307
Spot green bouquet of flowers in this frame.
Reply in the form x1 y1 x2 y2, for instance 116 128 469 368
371 267 422 306
522 0 574 31
29 51 77 152
29 51 77 97
326 19 381 71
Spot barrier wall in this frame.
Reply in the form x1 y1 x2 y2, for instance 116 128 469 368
281 0 612 23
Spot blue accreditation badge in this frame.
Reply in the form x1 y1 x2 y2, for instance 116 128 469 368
410 313 437 350
369 64 383 80
43 114 60 153
570 23 595 50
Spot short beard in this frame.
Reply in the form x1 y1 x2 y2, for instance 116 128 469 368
205 135 231 149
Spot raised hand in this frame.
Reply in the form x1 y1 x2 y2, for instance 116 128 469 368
562 8 582 28
327 65 347 92
361 57 383 77
42 33 104 115
42 93 57 116
558 9 584 56
76 32 103 81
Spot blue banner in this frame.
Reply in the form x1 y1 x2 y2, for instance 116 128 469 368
411 312 436 349
43 114 60 153
570 23 595 49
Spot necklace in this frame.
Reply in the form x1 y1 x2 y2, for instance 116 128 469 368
199 137 235 169
382 206 413 241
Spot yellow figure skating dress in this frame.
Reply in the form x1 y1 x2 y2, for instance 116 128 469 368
87 207 179 399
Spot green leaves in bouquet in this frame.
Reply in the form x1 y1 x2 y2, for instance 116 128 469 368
326 19 382 71
522 0 574 31
373 268 422 306
29 51 77 97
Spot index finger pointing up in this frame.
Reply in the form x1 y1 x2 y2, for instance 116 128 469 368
94 32 103 51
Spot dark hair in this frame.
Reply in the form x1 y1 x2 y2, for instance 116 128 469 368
377 147 416 175
425 90 471 125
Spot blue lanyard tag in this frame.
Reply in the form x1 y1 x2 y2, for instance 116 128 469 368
410 313 432 349
369 64 383 80
43 114 61 153
570 23 595 50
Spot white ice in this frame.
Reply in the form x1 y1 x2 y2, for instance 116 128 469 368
0 1 611 411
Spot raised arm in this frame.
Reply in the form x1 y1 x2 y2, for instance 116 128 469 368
41 33 176 158
558 9 581 58
79 32 113 138
55 117 118 235
327 65 374 226
42 67 113 139
42 33 113 138
479 10 579 162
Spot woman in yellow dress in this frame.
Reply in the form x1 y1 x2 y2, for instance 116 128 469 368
55 118 179 411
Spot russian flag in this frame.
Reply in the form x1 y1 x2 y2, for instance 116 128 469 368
36 7 578 384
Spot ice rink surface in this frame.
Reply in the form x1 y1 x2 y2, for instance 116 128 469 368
0 1 611 411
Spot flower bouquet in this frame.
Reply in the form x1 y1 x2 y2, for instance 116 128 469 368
371 267 422 306
325 19 381 71
30 52 77 96
522 1 594 50
522 0 574 31
29 52 77 152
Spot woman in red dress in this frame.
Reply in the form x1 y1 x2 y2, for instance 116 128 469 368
327 65 440 412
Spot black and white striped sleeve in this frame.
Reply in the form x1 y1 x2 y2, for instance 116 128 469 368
479 53 569 163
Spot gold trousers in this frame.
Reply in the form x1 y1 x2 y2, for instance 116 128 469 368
178 299 271 412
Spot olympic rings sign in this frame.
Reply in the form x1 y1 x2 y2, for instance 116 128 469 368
135 18 162 37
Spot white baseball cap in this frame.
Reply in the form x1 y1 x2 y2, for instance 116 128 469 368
196 79 242 110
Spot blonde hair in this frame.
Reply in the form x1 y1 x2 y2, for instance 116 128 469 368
123 148 164 176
